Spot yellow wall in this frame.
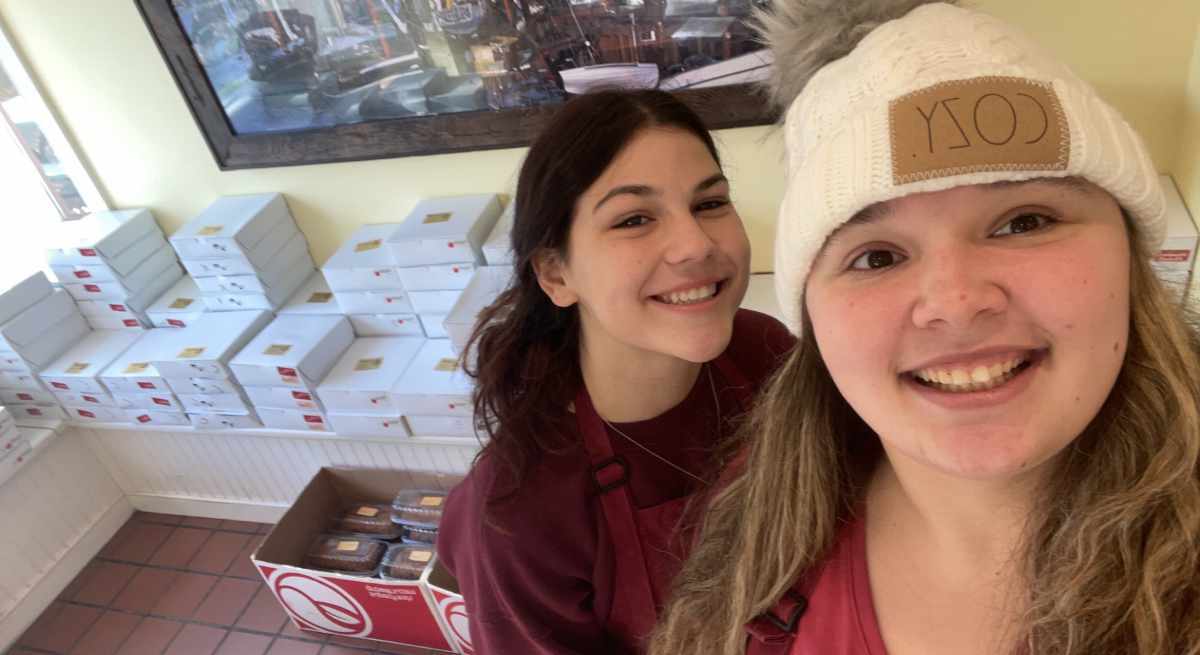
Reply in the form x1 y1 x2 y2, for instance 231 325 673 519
1 1 1198 272
1175 22 1200 218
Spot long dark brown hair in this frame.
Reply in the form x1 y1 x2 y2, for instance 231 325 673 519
462 89 722 500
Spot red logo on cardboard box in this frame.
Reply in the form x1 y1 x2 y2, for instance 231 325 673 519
168 319 186 327
79 248 97 257
83 395 98 404
77 409 96 418
153 397 171 406
137 414 151 423
17 393 32 401
1156 249 1192 263
270 571 371 636
124 319 140 327
304 415 323 424
110 304 127 312
137 382 157 390
84 284 101 293
431 588 474 654
278 367 298 378
292 391 312 401
74 270 91 279
51 382 69 390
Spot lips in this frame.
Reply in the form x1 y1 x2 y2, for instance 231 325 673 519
905 349 1044 394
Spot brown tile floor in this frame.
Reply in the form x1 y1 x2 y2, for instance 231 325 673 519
10 513 434 655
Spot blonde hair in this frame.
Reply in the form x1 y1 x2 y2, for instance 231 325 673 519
649 227 1200 655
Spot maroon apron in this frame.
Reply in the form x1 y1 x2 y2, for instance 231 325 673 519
575 354 751 651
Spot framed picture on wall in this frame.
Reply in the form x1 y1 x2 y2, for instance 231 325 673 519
135 0 775 169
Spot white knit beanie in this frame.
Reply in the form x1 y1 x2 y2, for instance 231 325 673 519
761 1 1166 335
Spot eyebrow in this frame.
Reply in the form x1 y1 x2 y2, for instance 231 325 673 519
592 173 729 212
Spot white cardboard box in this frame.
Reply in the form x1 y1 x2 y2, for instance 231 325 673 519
405 415 475 439
0 370 48 391
145 277 207 328
418 314 448 339
278 273 342 316
193 231 312 294
44 208 159 265
40 330 142 394
181 255 258 278
0 436 31 481
396 263 476 292
190 412 262 430
0 312 91 372
144 310 274 379
69 257 183 315
482 203 514 266
325 412 411 438
317 337 424 415
0 389 56 405
62 246 178 301
179 219 299 278
0 273 54 327
409 289 464 314
0 290 78 353
229 314 354 390
257 406 332 432
334 289 415 314
1155 174 1198 272
164 376 241 395
54 390 117 407
386 194 503 266
391 339 472 417
50 231 169 281
8 404 66 421
126 409 190 426
112 391 183 411
177 391 253 414
171 193 296 260
445 266 511 353
100 330 177 394
65 405 126 423
348 313 425 337
322 224 404 291
201 265 309 312
243 386 325 411
86 315 150 330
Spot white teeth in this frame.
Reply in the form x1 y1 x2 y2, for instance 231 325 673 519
659 284 718 306
912 357 1028 393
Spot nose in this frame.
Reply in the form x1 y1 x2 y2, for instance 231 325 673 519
910 245 1008 330
663 210 717 265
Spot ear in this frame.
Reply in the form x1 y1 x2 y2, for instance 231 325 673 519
532 248 578 308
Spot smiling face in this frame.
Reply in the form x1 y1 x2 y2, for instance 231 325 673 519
804 179 1131 483
536 126 751 366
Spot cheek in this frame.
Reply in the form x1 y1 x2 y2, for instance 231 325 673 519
808 285 901 388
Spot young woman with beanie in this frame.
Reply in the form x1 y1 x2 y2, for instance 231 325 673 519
650 2 1200 654
436 89 795 654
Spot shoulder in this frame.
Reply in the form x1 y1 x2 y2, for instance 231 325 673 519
725 308 796 387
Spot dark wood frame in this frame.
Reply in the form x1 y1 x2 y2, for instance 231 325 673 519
134 0 776 170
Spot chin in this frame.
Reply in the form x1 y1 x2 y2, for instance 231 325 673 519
663 328 734 364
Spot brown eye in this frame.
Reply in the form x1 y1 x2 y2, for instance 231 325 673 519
849 249 904 271
993 212 1055 237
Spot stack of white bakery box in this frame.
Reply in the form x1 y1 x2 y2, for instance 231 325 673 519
0 405 55 486
316 336 425 438
385 194 503 338
39 329 143 423
1155 174 1199 303
0 273 89 423
278 270 342 318
322 224 422 337
229 314 355 432
47 208 182 330
99 329 190 426
170 193 314 313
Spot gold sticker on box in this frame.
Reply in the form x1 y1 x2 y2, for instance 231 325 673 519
336 540 360 552
65 362 91 374
355 357 383 371
423 212 452 224
356 506 380 517
355 239 382 253
124 362 150 374
264 344 292 356
178 347 206 359
409 550 433 563
169 298 194 310
307 292 333 303
434 358 459 372
419 496 444 508
198 225 224 236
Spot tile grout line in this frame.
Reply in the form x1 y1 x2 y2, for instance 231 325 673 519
50 599 292 641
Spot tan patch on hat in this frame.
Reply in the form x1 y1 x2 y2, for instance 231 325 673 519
890 76 1068 185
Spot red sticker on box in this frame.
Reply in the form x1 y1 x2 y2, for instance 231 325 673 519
123 319 139 327
27 408 42 416
77 410 96 418
79 248 97 257
167 319 185 327
292 391 312 400
51 382 68 390
17 393 32 401
1156 249 1192 263
137 414 151 423
74 270 91 279
278 367 298 378
153 397 170 406
110 304 127 312
83 395 98 403
303 414 323 424
138 382 156 390
84 284 101 293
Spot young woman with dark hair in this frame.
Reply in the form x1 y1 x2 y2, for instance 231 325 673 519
436 89 794 654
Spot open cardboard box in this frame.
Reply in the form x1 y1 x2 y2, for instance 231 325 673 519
253 467 472 654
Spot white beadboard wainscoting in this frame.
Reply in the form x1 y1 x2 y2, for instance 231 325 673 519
78 425 482 521
0 428 132 649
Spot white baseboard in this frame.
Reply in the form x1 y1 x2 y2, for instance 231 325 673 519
126 493 288 524
0 497 134 651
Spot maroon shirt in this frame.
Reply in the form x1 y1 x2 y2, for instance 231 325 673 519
439 309 795 654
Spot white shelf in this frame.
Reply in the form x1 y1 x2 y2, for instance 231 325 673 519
74 420 484 447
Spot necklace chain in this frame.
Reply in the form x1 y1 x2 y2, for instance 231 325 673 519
599 363 719 487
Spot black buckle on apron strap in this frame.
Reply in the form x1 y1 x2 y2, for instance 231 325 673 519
591 455 630 494
745 591 807 644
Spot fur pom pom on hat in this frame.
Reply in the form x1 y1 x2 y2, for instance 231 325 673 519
759 1 1166 335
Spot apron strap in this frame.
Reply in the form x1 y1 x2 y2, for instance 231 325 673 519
576 386 660 641
745 589 807 650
